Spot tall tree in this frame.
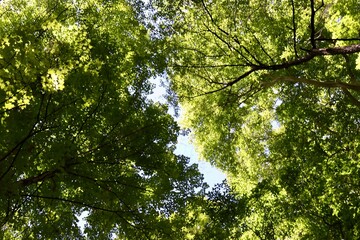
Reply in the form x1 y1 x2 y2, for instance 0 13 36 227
155 0 360 238
0 0 212 238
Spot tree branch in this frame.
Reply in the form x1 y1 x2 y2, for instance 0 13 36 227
290 0 298 57
251 33 275 63
172 63 248 69
271 76 360 91
343 55 358 83
18 169 60 187
188 42 360 97
342 88 360 108
310 0 317 49
20 194 131 215
316 38 360 42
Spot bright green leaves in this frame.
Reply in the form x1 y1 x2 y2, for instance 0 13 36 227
0 0 96 118
326 0 360 41
4 0 360 238
156 0 360 238
0 0 212 239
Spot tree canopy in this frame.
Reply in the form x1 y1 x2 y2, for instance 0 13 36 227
2 0 360 239
155 0 360 238
0 0 222 238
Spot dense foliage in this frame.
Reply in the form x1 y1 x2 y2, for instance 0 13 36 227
156 0 360 239
3 0 360 239
0 0 217 239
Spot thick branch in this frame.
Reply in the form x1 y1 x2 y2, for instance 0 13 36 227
312 44 360 55
172 63 248 68
190 44 360 97
316 38 360 42
223 44 360 87
268 44 360 70
272 76 360 91
18 169 60 187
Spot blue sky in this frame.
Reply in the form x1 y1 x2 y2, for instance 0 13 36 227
175 134 226 188
148 77 226 188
